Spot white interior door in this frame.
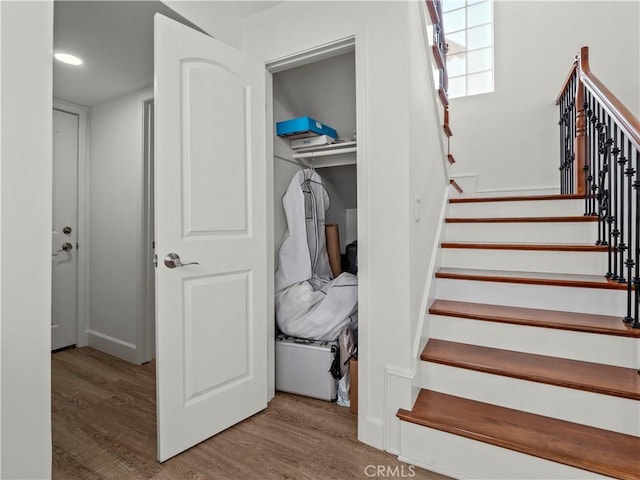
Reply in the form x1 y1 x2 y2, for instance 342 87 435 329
154 14 268 462
51 108 78 350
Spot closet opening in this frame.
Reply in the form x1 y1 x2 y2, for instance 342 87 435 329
269 42 359 412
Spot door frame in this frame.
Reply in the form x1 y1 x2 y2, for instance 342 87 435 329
141 98 155 364
52 99 89 348
264 34 368 418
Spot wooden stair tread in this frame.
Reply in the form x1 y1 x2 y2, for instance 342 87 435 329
429 299 640 337
445 215 598 223
422 339 640 400
441 242 607 252
397 390 640 480
450 194 585 203
436 267 628 290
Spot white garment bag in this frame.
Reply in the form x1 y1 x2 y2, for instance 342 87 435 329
275 169 358 341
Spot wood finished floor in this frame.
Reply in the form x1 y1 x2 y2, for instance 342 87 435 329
52 347 450 480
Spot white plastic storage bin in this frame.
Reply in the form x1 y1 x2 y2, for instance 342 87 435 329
275 335 338 401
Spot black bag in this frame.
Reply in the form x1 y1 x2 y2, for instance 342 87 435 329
345 241 358 275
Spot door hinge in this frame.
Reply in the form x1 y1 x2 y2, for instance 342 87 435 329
153 254 158 268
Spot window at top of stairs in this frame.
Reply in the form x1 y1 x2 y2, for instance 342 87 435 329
443 0 494 99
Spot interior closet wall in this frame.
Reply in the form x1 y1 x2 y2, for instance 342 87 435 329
273 51 357 259
88 86 152 363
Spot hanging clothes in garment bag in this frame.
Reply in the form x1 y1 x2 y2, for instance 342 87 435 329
275 169 358 342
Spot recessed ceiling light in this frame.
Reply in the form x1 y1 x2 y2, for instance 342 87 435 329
54 52 83 66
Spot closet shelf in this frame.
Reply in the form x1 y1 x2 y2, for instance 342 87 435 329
291 141 357 168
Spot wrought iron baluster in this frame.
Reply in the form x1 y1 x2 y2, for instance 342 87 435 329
633 147 640 328
582 92 590 215
618 140 627 283
559 90 565 193
596 104 607 245
570 78 576 193
587 94 596 215
624 139 635 324
610 124 620 280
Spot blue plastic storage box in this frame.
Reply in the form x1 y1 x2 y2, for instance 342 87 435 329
276 116 337 140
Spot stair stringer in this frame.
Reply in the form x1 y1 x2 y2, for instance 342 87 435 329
385 186 450 455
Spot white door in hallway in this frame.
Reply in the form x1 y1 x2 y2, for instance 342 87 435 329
51 109 79 350
154 14 268 462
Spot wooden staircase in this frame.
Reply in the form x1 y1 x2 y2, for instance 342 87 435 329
397 194 640 479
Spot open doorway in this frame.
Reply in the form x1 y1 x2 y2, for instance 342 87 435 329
51 106 81 351
50 1 202 361
50 0 196 468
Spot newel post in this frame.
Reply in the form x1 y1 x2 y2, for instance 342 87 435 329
575 47 589 196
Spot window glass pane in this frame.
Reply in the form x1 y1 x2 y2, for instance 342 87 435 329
447 53 466 77
467 70 493 95
442 0 465 13
467 24 492 49
443 8 465 33
467 0 485 6
467 47 492 73
467 1 491 28
448 76 466 99
446 31 466 54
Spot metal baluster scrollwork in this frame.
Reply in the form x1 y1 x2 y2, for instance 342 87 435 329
556 46 640 328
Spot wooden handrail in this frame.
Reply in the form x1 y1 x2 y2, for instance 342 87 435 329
425 0 440 25
555 61 577 105
578 46 640 151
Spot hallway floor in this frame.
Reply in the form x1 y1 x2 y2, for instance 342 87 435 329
52 347 450 480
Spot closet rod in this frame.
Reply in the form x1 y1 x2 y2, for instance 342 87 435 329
274 154 305 167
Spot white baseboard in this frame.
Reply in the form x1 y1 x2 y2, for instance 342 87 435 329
449 172 560 197
359 416 385 451
384 366 415 454
87 330 138 364
474 184 560 196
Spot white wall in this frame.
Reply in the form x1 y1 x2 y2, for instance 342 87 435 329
88 87 152 363
450 0 640 195
164 0 243 49
0 1 53 478
243 1 448 452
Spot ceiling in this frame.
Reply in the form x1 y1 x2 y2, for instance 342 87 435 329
53 1 280 107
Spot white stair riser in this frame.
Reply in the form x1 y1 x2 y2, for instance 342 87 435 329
449 199 586 218
429 315 638 368
435 278 628 316
444 221 598 244
441 249 608 276
399 422 607 480
420 362 639 436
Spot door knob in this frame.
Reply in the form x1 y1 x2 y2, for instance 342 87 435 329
52 242 73 257
164 253 199 269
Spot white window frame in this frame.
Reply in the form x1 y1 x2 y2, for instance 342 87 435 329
443 0 494 99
